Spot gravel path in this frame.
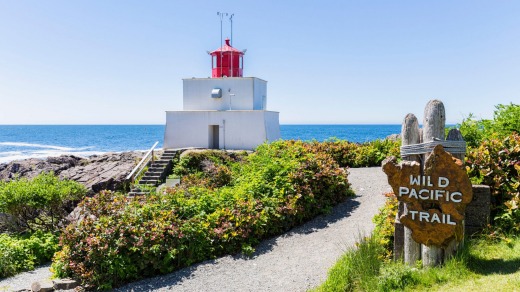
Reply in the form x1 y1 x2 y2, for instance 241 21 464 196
0 264 52 291
0 167 390 292
117 167 391 292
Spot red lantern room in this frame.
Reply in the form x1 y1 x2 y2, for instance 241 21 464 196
209 38 245 78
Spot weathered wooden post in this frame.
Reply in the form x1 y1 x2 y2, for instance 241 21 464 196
444 128 465 260
421 100 445 266
383 99 472 267
401 114 421 264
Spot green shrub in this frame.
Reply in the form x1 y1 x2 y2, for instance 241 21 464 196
173 150 245 176
0 231 59 277
458 113 493 148
309 139 359 167
173 150 245 189
0 172 87 233
353 139 401 168
309 138 401 168
491 103 520 137
372 193 398 260
459 103 519 147
53 141 354 289
466 133 520 233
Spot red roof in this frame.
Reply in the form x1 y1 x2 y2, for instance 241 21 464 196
210 38 244 55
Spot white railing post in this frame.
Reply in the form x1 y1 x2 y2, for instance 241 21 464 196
126 141 159 183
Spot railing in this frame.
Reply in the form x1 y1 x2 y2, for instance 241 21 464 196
126 141 159 183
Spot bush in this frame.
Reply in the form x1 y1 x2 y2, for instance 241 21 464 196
0 231 59 277
53 141 354 289
458 113 493 148
309 138 401 168
372 192 398 260
456 103 520 234
491 103 520 137
459 103 519 147
0 172 87 233
173 150 246 189
466 133 520 233
352 139 401 168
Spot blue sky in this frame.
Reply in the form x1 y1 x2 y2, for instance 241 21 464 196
0 1 518 125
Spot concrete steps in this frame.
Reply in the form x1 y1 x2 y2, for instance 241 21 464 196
127 149 182 196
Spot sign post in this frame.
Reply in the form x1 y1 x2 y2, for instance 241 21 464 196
382 100 472 266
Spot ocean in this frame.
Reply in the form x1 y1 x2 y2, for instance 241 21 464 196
0 125 400 163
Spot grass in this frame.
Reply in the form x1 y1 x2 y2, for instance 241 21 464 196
313 235 384 292
313 235 520 292
413 237 520 292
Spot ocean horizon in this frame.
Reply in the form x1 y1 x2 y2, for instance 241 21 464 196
0 124 401 163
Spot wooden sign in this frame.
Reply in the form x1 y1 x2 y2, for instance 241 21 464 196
383 145 473 247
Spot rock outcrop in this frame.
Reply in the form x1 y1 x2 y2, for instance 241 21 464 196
386 133 401 141
0 155 82 181
0 152 144 194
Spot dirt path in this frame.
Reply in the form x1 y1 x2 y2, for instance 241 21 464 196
117 167 391 291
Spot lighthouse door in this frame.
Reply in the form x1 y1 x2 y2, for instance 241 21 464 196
209 125 220 149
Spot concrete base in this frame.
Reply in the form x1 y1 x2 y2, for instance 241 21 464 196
164 110 280 150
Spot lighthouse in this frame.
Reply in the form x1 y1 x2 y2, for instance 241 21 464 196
163 38 281 150
210 38 244 78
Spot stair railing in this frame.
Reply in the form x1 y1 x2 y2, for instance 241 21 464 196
126 141 159 184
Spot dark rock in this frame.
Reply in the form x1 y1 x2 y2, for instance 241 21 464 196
31 280 54 292
386 133 401 141
0 156 83 181
53 278 79 290
0 152 143 195
59 152 142 194
0 212 21 232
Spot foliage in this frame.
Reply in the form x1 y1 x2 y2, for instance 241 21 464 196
0 172 87 233
309 138 401 168
466 133 520 233
315 232 520 291
459 103 520 147
455 103 520 234
172 150 246 189
458 113 492 148
52 141 354 289
173 150 245 176
0 231 59 278
372 192 398 260
492 103 520 138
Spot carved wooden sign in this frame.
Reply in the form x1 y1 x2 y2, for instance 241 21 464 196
382 145 473 247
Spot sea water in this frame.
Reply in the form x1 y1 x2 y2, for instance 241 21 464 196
0 125 400 163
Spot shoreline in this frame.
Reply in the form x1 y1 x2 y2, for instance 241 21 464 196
0 148 157 165
1 125 402 163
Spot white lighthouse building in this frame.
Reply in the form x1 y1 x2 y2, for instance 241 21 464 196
163 38 281 150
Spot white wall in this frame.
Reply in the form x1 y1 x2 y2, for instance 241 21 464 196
253 78 267 110
264 111 281 141
164 110 280 150
183 77 267 111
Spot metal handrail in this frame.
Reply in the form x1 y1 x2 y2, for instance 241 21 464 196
126 141 159 183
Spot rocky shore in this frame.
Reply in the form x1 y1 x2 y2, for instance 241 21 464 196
0 151 145 194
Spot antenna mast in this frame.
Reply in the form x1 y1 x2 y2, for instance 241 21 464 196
229 13 235 77
229 13 234 46
217 12 228 78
